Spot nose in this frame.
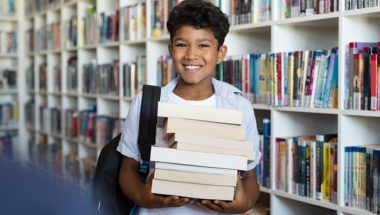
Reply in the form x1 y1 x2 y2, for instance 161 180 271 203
184 46 199 60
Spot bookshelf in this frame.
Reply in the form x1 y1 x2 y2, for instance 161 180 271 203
19 0 380 215
0 0 24 160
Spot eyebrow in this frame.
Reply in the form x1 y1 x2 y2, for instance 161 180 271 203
174 37 212 42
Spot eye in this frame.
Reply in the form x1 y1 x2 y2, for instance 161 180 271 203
199 44 210 48
175 43 187 47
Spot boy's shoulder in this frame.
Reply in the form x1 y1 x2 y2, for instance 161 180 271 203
212 78 252 107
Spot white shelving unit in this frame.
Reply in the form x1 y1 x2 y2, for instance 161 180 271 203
0 0 24 159
19 0 380 214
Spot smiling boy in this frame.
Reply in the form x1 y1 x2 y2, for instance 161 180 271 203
117 0 261 214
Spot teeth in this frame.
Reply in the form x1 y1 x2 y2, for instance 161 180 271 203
184 65 201 70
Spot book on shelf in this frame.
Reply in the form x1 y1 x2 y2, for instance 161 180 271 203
66 56 78 92
99 9 119 44
0 68 16 89
80 5 97 46
154 168 237 186
46 22 61 50
123 55 147 97
219 0 271 24
278 0 338 19
152 179 235 201
0 31 17 54
82 59 98 94
79 156 97 186
216 48 339 108
0 0 16 16
79 105 97 145
257 118 270 188
346 42 379 111
98 60 119 96
0 132 13 159
157 101 242 125
274 134 337 204
150 146 248 171
157 55 175 87
345 144 380 214
65 108 78 138
164 117 246 141
26 64 34 90
121 2 146 41
96 115 121 146
35 26 47 52
65 16 78 48
345 0 379 10
53 65 61 92
50 107 61 135
38 63 47 91
25 99 35 127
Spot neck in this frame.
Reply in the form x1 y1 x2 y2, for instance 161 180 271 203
173 78 214 100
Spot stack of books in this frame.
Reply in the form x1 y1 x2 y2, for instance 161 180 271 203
150 102 256 201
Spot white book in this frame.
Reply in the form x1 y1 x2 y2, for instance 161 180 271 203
154 169 237 186
168 132 252 150
157 102 242 126
150 146 248 171
152 179 235 201
164 118 246 141
154 162 237 175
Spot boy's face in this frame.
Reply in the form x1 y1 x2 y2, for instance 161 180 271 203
168 25 227 87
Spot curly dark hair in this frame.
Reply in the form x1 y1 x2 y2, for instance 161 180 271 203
166 0 230 49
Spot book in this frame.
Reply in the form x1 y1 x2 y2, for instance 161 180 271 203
164 117 246 141
152 179 235 201
157 102 242 125
150 146 248 170
171 142 255 161
168 132 252 151
154 169 237 186
154 162 237 175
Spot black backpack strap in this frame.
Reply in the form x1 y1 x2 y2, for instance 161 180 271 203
137 85 161 176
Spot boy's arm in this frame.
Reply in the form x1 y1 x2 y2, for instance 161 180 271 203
195 168 260 213
118 156 192 208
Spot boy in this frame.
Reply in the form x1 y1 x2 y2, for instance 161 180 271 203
117 0 261 214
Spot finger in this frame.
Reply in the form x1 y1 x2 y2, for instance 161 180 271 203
163 195 180 204
213 200 230 209
201 200 223 211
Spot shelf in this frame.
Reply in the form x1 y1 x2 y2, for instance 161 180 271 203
27 90 36 94
343 6 380 18
149 34 170 42
64 47 78 52
79 45 97 50
341 109 380 118
48 92 63 96
98 94 120 101
0 89 18 95
0 16 17 22
0 53 17 58
273 107 339 115
65 137 79 144
260 186 271 194
51 133 63 139
98 42 120 48
252 104 271 110
122 96 135 102
80 93 97 99
122 39 147 46
230 21 271 33
63 92 79 97
0 125 18 131
272 190 338 211
37 91 48 95
340 206 377 215
274 12 339 27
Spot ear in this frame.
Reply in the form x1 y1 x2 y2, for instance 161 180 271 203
216 45 227 64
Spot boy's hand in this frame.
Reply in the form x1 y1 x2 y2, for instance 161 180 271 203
194 177 251 213
141 172 194 208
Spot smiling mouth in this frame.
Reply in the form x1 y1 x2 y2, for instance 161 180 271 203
183 64 202 72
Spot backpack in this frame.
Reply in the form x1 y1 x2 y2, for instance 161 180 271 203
93 85 161 215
